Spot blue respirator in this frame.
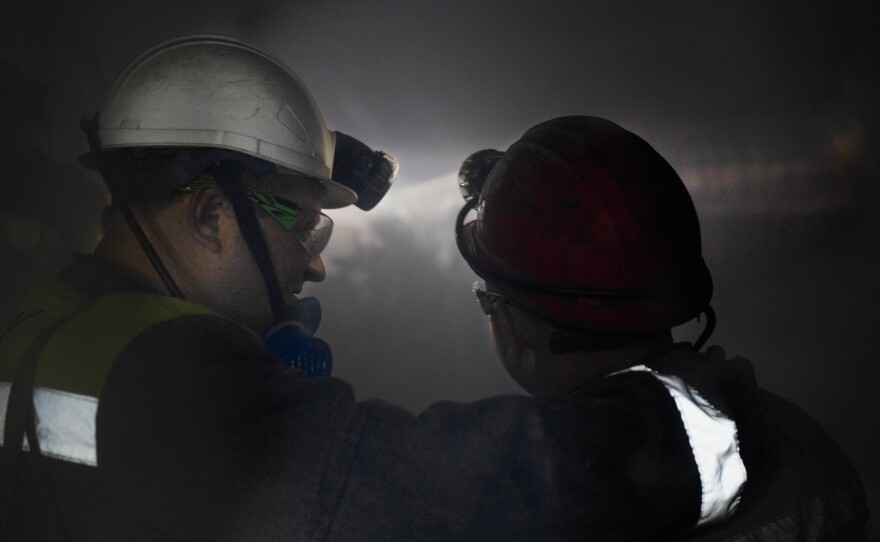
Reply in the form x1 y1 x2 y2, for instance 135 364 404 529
263 297 332 379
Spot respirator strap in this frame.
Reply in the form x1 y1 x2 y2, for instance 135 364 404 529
209 161 287 325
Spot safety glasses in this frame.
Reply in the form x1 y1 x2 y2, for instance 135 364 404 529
243 187 333 257
472 280 510 316
181 180 333 257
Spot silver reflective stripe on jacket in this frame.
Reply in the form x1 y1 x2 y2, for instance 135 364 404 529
620 365 747 526
0 381 10 446
0 381 98 467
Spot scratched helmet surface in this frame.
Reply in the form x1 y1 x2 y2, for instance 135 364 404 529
87 34 356 208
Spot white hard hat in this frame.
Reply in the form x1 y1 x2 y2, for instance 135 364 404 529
90 34 357 208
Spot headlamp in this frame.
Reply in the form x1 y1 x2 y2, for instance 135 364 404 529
457 149 504 203
331 132 398 211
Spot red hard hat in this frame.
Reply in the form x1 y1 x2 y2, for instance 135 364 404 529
457 116 712 332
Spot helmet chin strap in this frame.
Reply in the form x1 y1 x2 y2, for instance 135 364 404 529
692 305 716 351
81 115 185 300
208 161 287 328
211 162 334 377
83 115 288 328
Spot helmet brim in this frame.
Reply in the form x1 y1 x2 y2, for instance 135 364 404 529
460 210 713 333
79 148 358 209
307 175 358 209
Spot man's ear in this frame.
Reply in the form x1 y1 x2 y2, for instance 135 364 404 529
188 184 234 253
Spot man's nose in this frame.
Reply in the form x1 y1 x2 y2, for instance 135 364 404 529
305 254 326 282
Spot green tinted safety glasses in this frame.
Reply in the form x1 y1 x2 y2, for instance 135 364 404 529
182 180 333 257
242 187 333 257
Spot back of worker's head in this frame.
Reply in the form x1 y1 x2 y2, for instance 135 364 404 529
456 116 713 354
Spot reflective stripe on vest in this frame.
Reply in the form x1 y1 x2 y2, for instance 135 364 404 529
0 281 218 468
0 382 98 466
617 364 747 527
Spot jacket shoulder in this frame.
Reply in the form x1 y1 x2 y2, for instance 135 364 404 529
684 390 868 541
34 286 225 397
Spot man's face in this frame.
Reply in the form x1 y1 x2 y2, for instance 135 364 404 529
257 183 327 306
250 175 329 309
195 171 330 331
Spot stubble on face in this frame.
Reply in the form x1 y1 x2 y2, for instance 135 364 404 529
221 173 328 329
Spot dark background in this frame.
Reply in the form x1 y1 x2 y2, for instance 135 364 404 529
2 0 878 536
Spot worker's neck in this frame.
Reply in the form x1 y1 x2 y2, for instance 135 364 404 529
94 221 174 296
538 333 674 396
581 333 673 371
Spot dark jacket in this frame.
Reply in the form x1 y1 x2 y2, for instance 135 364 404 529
0 254 858 540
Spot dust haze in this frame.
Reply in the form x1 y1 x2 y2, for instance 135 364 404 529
2 0 878 535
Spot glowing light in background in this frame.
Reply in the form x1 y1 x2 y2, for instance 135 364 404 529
318 172 464 273
1 1 877 533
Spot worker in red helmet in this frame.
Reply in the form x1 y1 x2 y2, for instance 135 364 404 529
456 116 868 539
